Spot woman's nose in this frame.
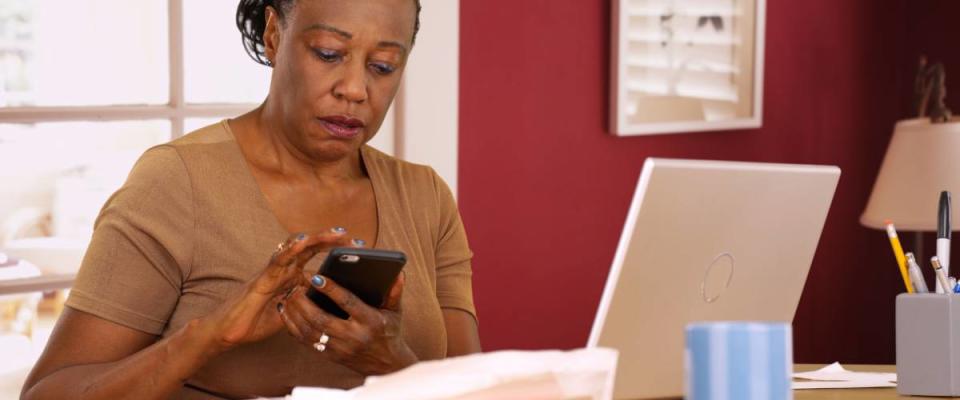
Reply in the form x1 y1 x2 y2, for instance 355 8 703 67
332 61 368 104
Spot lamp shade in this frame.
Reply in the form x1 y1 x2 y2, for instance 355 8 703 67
862 118 960 230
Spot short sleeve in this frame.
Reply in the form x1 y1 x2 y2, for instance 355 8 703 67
430 170 477 322
65 145 194 335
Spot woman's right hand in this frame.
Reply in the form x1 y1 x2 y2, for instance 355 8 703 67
200 230 350 351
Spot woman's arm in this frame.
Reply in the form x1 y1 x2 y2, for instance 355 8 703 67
21 308 221 400
442 309 481 356
21 231 348 400
428 169 481 357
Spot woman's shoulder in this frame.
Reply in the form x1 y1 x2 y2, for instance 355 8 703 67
362 145 444 189
140 120 240 172
362 146 459 223
125 121 254 207
135 120 233 164
169 120 235 148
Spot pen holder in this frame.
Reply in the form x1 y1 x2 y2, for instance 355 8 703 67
896 293 960 397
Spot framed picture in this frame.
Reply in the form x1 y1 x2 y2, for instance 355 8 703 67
610 0 766 136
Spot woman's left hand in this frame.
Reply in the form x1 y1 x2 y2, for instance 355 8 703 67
278 272 418 375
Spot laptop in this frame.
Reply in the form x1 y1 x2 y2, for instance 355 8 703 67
587 158 841 399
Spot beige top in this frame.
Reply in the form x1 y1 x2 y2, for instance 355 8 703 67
65 121 476 399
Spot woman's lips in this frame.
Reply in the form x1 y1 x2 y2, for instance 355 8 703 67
317 116 364 139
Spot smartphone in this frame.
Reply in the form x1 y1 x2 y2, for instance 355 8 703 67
305 247 407 319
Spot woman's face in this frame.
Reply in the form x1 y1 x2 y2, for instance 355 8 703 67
263 0 415 162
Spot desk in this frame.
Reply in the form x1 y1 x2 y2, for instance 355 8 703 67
642 365 902 400
794 364 903 399
268 364 905 400
2 363 908 400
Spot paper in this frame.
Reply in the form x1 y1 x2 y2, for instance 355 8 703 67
792 362 897 389
288 348 618 400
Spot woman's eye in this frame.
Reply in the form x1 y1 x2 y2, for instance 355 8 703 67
313 49 341 62
370 62 396 75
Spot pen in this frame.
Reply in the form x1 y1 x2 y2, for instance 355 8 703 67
937 191 952 293
906 253 930 293
931 256 953 294
885 221 914 293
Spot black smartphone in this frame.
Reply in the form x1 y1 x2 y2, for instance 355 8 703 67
305 247 407 319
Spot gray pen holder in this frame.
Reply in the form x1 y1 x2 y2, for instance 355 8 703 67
897 293 960 397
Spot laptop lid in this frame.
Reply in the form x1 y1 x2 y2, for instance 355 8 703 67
587 158 840 399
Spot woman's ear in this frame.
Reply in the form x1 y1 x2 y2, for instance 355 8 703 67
263 6 282 66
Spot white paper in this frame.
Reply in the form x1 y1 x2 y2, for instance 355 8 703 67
288 348 618 400
792 362 897 390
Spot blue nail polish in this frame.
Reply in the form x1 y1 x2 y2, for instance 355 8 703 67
311 275 326 287
352 238 366 247
332 227 347 234
296 233 307 241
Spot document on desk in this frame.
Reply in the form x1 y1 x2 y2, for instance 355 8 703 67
287 348 618 400
792 362 897 389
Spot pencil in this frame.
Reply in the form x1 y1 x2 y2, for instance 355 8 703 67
885 220 914 293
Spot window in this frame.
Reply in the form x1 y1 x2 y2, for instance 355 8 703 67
0 1 267 396
0 0 268 245
0 0 456 393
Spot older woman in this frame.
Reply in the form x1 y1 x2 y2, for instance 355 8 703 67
20 0 480 398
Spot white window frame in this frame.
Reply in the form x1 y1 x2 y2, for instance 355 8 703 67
0 0 257 138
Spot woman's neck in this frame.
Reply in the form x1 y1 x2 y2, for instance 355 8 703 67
235 103 365 187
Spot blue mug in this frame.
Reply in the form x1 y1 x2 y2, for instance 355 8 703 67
685 322 792 400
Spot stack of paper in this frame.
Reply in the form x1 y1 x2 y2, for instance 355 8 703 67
792 362 897 389
288 348 618 400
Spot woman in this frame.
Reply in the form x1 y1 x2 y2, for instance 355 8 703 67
20 0 480 398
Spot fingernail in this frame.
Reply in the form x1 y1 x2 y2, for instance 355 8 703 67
296 233 306 241
352 238 366 247
311 275 327 288
331 227 347 234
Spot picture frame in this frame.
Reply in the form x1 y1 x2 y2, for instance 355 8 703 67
610 0 766 136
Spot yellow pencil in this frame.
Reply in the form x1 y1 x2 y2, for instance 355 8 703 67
885 220 914 293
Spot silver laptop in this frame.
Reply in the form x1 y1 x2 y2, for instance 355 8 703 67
587 158 840 399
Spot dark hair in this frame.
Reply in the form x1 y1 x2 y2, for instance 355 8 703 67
236 0 422 67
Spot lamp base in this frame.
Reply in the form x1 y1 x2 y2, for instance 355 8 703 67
915 231 924 266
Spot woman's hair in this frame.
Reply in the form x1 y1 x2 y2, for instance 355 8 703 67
236 0 422 67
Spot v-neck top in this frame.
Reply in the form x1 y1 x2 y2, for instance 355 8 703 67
65 121 476 399
225 120 386 249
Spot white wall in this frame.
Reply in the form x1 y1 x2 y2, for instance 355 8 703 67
392 0 460 196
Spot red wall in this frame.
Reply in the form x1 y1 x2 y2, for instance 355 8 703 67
896 1 960 119
459 0 957 363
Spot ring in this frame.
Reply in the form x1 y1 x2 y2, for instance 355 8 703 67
271 242 286 260
313 332 330 352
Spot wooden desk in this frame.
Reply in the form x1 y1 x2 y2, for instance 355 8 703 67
647 364 902 399
794 364 904 399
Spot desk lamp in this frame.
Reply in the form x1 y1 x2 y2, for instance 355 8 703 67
861 118 960 287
